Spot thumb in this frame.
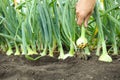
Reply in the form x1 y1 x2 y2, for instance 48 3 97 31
84 12 92 27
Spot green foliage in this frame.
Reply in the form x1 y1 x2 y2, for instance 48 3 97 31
0 0 120 62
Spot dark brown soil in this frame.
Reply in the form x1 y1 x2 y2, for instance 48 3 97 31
0 53 120 80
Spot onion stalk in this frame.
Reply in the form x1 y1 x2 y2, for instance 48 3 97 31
76 25 88 49
94 1 112 62
6 39 13 55
57 0 76 59
14 42 20 55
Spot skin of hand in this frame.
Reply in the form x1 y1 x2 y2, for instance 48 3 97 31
14 0 17 6
76 0 96 27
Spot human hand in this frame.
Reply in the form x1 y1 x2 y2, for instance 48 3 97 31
76 0 96 27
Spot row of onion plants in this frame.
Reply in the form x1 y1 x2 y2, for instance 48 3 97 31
0 0 120 62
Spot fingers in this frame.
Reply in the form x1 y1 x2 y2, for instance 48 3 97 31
84 12 92 27
76 12 91 27
76 9 91 27
76 11 85 26
77 16 84 26
75 0 96 27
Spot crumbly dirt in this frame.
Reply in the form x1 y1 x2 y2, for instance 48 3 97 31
0 52 120 80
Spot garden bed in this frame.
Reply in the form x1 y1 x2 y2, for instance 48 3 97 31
0 52 120 80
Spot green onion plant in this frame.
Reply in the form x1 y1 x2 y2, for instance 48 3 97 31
0 0 120 62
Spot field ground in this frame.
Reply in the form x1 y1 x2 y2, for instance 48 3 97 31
0 52 120 80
